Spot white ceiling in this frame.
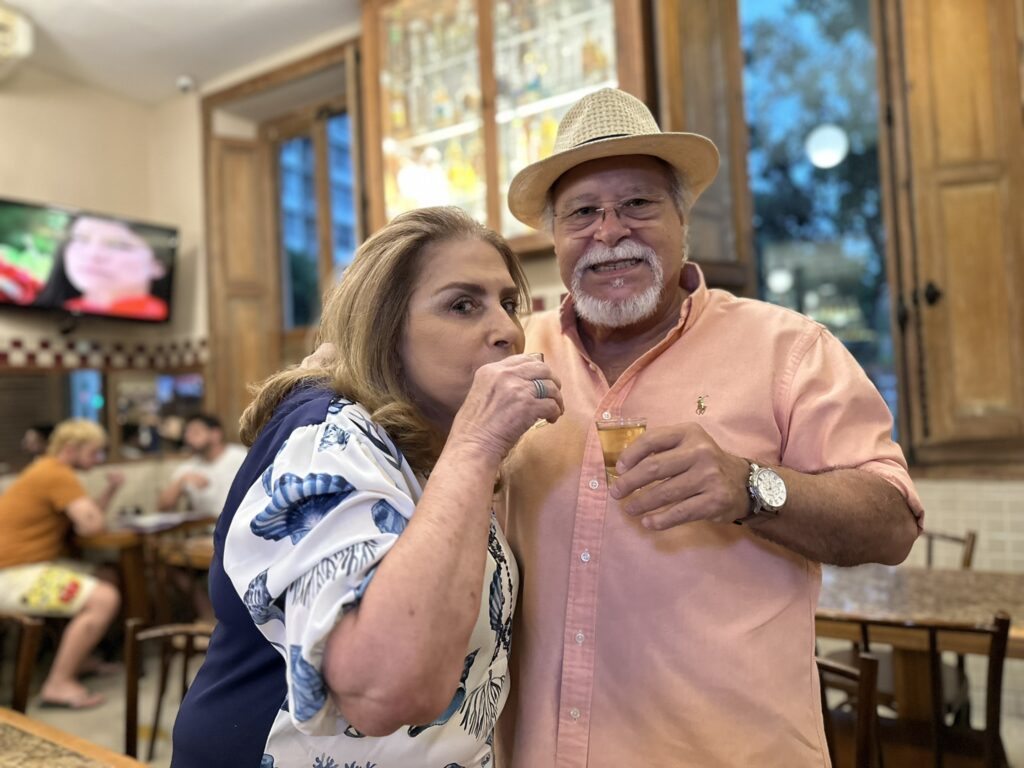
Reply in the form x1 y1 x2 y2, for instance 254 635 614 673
6 0 361 103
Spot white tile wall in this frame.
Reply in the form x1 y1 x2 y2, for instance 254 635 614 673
911 478 1024 571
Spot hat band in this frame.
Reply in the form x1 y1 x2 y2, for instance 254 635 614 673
573 133 630 148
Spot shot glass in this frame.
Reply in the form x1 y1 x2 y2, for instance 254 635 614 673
595 417 647 482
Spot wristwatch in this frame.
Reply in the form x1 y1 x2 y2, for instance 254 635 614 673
734 462 787 525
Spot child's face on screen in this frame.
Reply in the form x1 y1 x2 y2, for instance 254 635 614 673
64 217 165 301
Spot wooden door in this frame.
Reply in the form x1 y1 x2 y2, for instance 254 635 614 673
206 138 281 441
887 0 1024 463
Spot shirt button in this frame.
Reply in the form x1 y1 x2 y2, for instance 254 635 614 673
575 631 585 644
601 411 612 419
580 549 591 563
588 478 600 490
569 707 581 720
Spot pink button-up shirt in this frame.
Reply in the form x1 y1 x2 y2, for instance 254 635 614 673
495 263 922 767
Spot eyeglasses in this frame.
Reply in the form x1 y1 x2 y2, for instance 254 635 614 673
554 196 668 236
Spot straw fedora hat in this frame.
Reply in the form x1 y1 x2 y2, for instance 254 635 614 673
507 88 720 229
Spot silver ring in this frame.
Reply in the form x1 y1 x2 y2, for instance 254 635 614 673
531 378 547 399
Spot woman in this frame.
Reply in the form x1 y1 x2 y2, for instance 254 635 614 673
33 215 169 320
172 207 562 767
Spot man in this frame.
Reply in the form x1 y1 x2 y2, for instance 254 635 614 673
496 88 923 766
0 419 123 709
158 414 246 517
158 414 245 622
20 423 54 460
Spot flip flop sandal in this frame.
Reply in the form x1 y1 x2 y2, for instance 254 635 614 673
38 692 105 710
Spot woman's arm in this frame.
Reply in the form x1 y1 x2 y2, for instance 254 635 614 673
321 444 501 735
321 356 561 736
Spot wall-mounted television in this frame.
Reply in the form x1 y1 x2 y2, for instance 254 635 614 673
0 197 177 323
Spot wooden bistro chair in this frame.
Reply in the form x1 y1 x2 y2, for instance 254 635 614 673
0 612 44 713
923 530 978 571
828 530 978 722
124 617 215 760
830 612 1011 768
125 527 216 760
817 653 882 768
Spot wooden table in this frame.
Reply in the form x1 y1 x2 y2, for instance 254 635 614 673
78 514 216 621
0 707 144 767
157 534 214 571
816 564 1024 720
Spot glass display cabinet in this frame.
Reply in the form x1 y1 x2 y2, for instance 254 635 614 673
362 0 649 251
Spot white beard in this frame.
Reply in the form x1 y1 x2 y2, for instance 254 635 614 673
570 237 682 329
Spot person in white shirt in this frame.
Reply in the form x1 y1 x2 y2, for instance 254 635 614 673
159 414 247 622
159 414 247 517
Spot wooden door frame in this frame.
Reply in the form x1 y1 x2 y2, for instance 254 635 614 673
872 0 917 462
651 0 756 293
201 40 361 413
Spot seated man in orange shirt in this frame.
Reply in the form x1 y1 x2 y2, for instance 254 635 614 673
0 419 124 709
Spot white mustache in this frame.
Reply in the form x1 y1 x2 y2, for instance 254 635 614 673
574 240 658 278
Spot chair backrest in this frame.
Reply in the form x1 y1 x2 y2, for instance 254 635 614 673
853 611 1010 768
817 653 880 768
124 617 215 758
922 530 977 569
147 526 215 626
0 613 43 713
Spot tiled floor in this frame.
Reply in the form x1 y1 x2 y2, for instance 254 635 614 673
5 650 1024 766
13 648 193 768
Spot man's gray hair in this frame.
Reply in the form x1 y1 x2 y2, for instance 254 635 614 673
541 159 694 233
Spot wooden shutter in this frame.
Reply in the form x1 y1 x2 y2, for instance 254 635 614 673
206 137 281 440
887 0 1024 463
652 0 756 294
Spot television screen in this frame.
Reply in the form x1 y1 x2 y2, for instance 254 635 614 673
0 197 177 322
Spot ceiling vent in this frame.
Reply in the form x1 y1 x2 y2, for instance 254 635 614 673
0 4 33 81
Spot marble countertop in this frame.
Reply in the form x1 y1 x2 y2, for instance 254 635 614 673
818 563 1024 632
0 709 144 768
0 722 107 768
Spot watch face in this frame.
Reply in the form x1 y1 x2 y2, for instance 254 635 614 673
755 468 787 510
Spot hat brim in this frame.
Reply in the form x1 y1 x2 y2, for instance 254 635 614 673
507 133 720 230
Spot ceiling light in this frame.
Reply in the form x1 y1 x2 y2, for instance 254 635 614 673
0 4 33 81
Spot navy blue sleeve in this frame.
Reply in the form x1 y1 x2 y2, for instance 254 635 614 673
171 387 335 768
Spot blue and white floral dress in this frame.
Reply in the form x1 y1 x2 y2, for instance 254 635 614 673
222 395 518 768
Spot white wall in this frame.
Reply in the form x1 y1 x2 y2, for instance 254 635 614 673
0 66 153 218
148 92 206 340
0 64 205 346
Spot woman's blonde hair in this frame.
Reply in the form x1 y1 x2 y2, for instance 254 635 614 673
239 206 529 474
47 419 107 455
